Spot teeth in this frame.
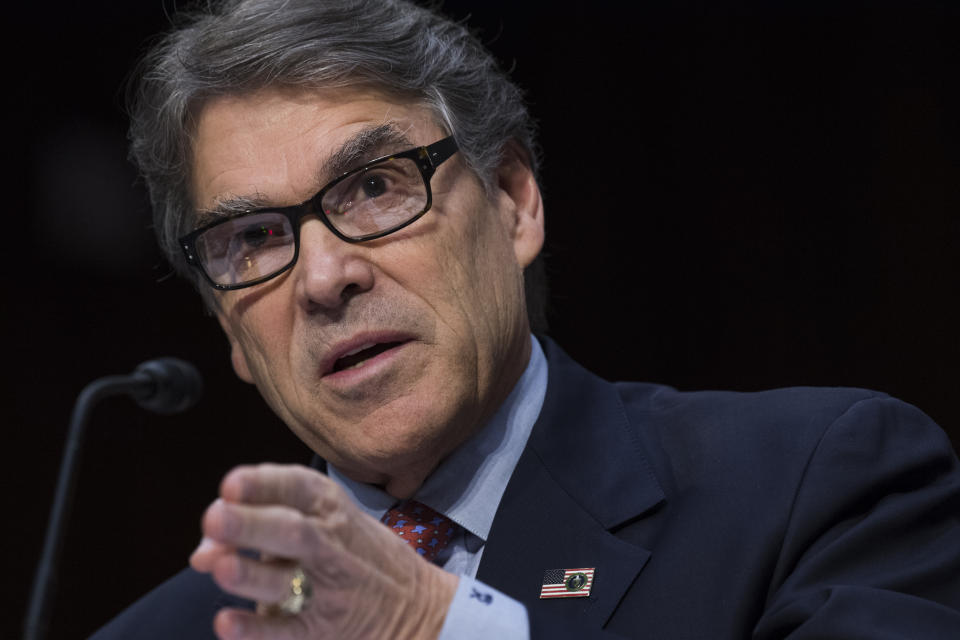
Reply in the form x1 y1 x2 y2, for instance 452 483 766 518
341 342 376 358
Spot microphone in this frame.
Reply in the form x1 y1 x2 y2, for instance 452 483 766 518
130 357 204 414
23 358 203 640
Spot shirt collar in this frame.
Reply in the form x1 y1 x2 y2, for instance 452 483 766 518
328 336 548 542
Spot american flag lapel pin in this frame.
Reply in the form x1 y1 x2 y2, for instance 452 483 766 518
540 568 595 598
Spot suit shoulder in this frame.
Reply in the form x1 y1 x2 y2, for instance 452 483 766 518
614 381 893 448
616 380 887 418
609 382 930 493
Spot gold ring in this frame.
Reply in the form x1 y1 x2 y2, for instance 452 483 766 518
277 566 312 615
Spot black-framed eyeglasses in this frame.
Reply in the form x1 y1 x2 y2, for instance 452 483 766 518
179 136 459 290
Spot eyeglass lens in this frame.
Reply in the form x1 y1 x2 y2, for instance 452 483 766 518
321 156 426 235
196 156 429 287
196 211 296 285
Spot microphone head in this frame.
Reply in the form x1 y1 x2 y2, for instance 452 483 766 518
132 357 204 415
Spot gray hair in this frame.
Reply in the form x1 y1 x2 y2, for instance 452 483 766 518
127 0 547 330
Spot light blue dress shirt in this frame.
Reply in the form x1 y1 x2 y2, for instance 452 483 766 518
327 337 548 639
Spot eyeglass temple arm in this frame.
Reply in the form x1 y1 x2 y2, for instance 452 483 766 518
425 136 459 168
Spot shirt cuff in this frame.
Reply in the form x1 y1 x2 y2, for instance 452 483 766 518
437 575 530 640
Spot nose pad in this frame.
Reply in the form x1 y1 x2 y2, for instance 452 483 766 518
294 219 374 309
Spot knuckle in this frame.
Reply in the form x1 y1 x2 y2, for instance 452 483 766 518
282 515 313 551
213 555 244 588
221 466 254 501
218 504 242 539
313 478 345 513
258 461 282 474
325 508 351 538
308 498 348 545
204 500 233 540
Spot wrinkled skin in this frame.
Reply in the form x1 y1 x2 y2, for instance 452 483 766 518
191 464 458 639
187 86 544 639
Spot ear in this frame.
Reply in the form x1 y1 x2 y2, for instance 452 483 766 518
497 140 545 268
215 310 255 384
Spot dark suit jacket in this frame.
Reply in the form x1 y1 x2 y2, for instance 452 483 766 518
92 338 960 638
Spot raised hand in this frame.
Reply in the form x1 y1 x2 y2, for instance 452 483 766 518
190 464 458 640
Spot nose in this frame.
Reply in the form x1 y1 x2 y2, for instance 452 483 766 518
293 219 374 311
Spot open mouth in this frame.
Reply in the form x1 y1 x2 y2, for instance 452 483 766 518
330 341 407 373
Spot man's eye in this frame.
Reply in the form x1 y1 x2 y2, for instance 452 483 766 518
322 161 419 220
238 222 287 248
242 224 271 247
360 174 388 199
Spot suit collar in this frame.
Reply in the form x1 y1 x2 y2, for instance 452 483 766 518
529 337 664 529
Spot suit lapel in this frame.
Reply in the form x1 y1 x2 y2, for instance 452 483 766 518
478 446 652 628
478 338 665 628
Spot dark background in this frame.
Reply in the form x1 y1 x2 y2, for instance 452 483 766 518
8 1 958 638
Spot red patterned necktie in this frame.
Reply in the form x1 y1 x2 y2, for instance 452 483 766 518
381 500 457 563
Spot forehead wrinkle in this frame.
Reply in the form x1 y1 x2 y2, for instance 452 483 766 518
192 122 422 229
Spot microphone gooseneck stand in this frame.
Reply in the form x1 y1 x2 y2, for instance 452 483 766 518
23 359 203 640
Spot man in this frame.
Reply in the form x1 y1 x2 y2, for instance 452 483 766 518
95 0 960 638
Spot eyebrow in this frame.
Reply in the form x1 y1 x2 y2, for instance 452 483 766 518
319 123 415 182
195 194 272 228
194 123 416 228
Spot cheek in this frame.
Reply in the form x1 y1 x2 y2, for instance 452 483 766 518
385 231 473 320
228 303 295 380
432 228 523 367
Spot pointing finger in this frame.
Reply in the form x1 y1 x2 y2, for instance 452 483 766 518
220 464 339 514
203 499 348 563
190 536 235 572
209 553 298 604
